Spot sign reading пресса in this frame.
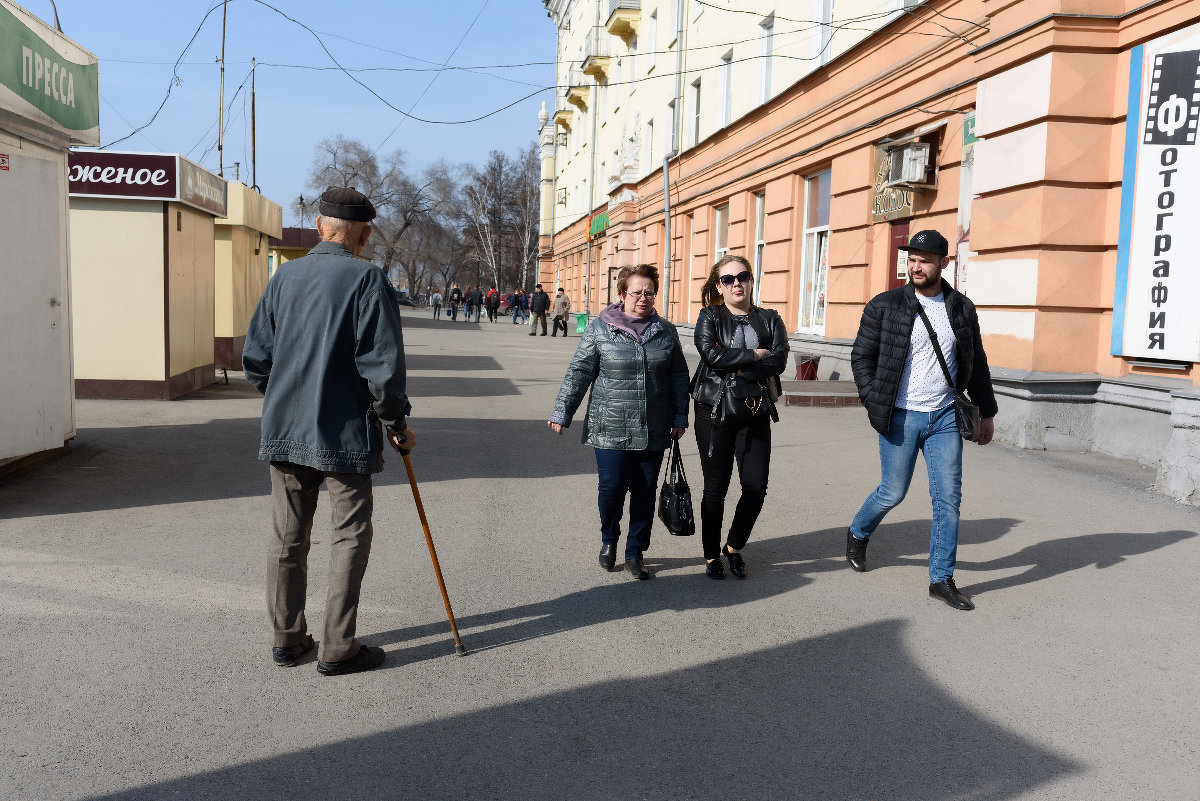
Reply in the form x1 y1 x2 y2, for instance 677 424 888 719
1112 22 1200 361
0 0 99 145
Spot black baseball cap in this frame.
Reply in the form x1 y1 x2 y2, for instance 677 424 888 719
899 229 948 258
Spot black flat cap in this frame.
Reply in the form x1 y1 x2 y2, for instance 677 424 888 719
319 187 376 222
899 229 949 258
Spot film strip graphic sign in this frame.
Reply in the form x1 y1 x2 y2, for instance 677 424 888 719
1144 49 1200 146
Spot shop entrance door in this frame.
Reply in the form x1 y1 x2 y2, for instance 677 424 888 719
888 221 911 290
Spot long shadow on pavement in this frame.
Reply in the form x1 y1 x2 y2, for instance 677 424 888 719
79 619 1079 801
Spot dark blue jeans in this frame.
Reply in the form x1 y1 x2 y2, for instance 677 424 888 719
594 448 666 559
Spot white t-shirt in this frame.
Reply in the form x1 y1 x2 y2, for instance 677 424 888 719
895 292 957 412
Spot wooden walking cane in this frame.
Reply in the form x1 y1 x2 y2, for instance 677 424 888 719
401 451 467 656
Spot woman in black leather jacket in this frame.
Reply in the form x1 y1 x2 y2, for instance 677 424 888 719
691 255 789 579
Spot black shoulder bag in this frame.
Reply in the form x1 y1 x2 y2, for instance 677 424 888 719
657 439 695 536
914 302 982 443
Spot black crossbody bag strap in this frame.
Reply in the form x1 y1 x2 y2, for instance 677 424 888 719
914 302 956 393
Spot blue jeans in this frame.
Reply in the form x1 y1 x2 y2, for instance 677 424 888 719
595 448 666 559
849 404 963 582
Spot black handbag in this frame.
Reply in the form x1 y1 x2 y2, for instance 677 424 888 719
914 302 982 443
657 440 695 536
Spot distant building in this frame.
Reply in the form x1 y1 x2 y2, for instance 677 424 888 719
268 227 320 276
538 0 1200 504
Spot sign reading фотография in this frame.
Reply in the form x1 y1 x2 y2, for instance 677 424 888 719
1113 22 1200 362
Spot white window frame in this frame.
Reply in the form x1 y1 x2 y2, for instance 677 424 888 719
714 203 729 261
646 118 655 168
667 98 677 153
798 170 831 334
690 78 701 147
813 0 834 65
752 191 766 305
647 11 657 71
719 50 733 128
757 14 774 105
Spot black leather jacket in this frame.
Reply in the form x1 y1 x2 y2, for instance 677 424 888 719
691 304 789 410
851 280 998 435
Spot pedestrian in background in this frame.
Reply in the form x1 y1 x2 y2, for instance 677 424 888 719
431 289 443 320
243 187 416 676
551 287 572 337
512 289 528 325
690 255 788 580
486 287 500 322
449 283 463 322
529 283 551 336
548 264 689 580
463 286 476 323
847 229 997 611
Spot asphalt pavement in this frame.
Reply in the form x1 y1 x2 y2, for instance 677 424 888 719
1 307 1197 801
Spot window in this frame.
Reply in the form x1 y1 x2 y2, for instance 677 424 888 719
719 51 733 128
612 60 621 109
813 0 834 65
646 119 655 167
690 78 701 147
668 98 677 153
647 11 657 70
752 191 766 304
757 15 774 104
628 38 637 85
798 170 831 333
714 204 729 260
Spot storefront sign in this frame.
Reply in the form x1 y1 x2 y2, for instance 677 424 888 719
68 152 177 199
0 0 99 145
588 209 609 239
179 157 228 217
1112 22 1200 361
871 146 913 223
69 151 227 217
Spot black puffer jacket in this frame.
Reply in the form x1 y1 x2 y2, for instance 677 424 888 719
691 304 789 412
851 280 998 435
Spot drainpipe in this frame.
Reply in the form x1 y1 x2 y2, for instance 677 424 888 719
583 0 603 316
662 0 686 322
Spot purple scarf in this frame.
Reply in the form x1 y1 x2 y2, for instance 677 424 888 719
599 302 658 343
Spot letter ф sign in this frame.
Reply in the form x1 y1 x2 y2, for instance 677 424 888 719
1113 20 1200 362
68 151 228 218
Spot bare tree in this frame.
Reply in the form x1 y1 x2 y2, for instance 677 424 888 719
511 143 541 291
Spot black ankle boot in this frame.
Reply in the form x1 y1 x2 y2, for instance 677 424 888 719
599 543 617 571
846 528 867 572
723 545 746 578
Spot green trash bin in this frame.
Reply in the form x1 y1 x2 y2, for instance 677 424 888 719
575 313 588 334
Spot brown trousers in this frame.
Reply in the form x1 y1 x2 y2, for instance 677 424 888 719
268 461 374 662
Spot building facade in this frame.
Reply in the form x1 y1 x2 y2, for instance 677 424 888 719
538 0 1200 504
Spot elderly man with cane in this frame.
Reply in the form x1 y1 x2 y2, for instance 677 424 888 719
243 187 417 676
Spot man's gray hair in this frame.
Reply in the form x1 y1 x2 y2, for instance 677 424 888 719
318 215 368 238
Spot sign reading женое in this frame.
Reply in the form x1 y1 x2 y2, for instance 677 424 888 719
1112 22 1200 361
68 151 227 217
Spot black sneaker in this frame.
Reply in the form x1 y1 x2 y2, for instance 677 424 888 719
316 645 386 676
272 635 315 667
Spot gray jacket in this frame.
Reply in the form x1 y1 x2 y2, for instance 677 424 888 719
551 316 690 451
243 241 411 474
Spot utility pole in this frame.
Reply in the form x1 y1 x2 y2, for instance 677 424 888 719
251 57 257 190
218 0 228 177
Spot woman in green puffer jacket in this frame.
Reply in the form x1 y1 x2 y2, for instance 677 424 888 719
548 264 690 580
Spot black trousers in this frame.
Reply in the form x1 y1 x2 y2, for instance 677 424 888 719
693 401 772 560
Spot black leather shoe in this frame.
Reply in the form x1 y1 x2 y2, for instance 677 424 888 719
316 645 386 676
929 578 975 611
846 528 868 573
723 545 747 579
272 635 315 667
705 558 725 579
599 543 617 571
625 557 650 580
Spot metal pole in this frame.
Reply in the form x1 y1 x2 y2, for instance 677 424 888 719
251 57 257 190
218 0 228 177
662 152 674 321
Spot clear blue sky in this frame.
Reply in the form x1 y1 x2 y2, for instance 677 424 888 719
43 0 556 224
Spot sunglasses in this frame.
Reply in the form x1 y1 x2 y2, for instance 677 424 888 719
719 270 753 286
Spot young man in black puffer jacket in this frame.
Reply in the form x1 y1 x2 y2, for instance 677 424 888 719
847 230 998 611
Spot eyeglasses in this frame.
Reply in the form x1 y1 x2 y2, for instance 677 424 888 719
626 290 656 298
719 270 754 286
